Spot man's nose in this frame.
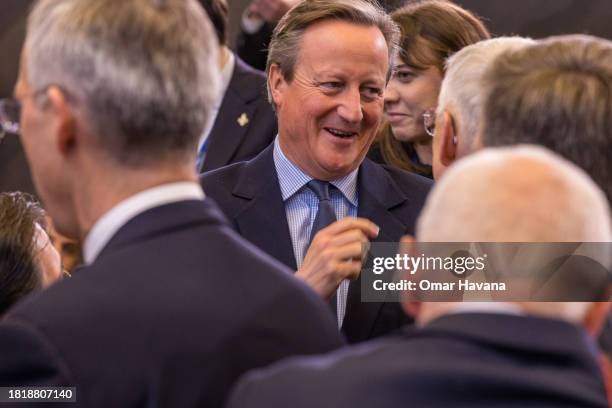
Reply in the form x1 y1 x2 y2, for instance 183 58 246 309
384 84 399 106
337 88 364 124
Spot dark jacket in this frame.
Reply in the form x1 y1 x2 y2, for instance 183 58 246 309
201 145 432 343
0 199 344 407
228 313 609 408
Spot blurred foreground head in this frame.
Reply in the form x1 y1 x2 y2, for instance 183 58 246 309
0 192 62 315
414 146 611 324
16 0 220 238
481 34 612 203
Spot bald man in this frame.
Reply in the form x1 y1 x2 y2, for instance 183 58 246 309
431 34 612 354
227 145 611 408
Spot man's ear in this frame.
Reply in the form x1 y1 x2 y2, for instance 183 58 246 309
438 111 457 167
268 64 287 109
46 86 76 156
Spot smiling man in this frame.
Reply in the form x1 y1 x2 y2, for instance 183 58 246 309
201 0 432 343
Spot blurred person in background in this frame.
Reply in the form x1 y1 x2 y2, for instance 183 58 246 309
0 191 62 316
373 0 489 178
195 0 277 172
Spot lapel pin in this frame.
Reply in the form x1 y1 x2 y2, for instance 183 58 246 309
237 113 249 127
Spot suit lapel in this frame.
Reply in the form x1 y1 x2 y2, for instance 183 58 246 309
342 159 410 340
232 146 298 270
202 58 264 172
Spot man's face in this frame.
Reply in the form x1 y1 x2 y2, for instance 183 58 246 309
15 52 74 237
271 20 389 180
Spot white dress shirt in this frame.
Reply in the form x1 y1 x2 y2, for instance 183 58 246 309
273 137 358 328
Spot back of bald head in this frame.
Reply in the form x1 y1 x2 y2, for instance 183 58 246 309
417 145 611 243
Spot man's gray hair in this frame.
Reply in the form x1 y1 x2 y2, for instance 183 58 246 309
481 34 612 204
25 0 220 166
436 37 535 150
266 0 400 108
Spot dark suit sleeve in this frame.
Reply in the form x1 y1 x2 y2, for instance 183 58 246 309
0 318 72 390
226 366 315 408
235 24 274 72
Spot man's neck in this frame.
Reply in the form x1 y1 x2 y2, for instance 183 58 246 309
73 162 197 243
218 45 230 70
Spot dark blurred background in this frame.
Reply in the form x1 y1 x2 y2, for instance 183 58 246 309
2 0 612 196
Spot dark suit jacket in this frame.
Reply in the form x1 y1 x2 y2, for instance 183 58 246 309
0 199 344 407
228 313 609 408
236 24 273 72
201 145 432 343
200 56 276 172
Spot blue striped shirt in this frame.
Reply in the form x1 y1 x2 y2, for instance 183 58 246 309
273 137 358 327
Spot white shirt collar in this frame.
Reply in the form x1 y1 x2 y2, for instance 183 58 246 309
273 137 358 206
218 50 235 103
83 182 205 265
197 51 235 153
446 302 524 316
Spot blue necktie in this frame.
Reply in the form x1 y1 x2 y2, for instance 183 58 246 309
307 180 338 316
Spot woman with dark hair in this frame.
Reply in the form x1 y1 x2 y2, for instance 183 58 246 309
0 192 63 315
376 0 490 177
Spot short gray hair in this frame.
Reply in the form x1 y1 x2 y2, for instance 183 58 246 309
26 0 220 166
437 37 535 150
481 34 612 204
266 0 400 107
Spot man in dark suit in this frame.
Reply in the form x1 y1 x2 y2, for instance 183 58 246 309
202 0 432 344
0 0 343 406
227 146 612 408
196 0 276 172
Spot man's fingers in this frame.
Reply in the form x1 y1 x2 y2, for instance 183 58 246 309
327 229 368 247
318 217 379 238
334 260 362 281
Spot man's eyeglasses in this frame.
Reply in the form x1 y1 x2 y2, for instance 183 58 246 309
422 108 436 137
0 99 21 142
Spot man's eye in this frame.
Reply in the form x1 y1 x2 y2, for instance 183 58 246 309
320 82 342 90
361 87 383 99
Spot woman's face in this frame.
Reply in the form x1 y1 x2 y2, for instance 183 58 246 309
384 55 443 143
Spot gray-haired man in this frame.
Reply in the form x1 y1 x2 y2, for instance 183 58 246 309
0 0 343 406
